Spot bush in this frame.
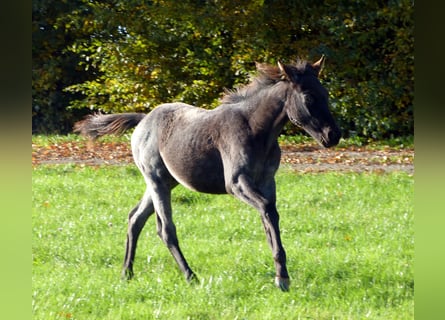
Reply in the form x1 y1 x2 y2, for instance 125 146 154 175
32 0 413 140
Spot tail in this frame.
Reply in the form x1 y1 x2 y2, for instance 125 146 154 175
73 112 146 140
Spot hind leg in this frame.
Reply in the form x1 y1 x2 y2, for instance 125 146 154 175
155 213 196 282
148 179 196 282
122 190 154 280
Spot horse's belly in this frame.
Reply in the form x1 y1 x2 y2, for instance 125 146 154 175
161 150 227 194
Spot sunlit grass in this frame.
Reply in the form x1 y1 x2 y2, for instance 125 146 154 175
32 133 133 147
32 133 414 150
32 164 413 319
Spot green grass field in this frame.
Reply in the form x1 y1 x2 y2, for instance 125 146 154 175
32 164 413 319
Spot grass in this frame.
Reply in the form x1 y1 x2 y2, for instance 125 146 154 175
32 164 413 319
31 133 133 148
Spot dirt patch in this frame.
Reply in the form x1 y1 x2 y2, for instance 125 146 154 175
280 145 414 174
32 141 414 174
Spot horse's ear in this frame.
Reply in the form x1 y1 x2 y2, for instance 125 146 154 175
278 61 293 81
312 55 326 76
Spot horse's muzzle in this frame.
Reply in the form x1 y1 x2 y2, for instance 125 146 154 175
322 126 341 148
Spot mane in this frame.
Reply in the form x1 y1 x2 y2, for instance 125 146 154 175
221 60 309 104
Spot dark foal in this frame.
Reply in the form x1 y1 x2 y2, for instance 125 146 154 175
74 56 341 291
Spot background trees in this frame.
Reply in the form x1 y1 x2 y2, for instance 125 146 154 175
32 0 413 139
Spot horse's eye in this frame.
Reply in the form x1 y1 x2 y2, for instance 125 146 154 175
304 93 314 106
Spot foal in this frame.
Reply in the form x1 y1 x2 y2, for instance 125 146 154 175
74 57 341 291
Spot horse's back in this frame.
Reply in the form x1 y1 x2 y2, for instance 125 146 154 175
132 103 228 194
132 103 204 147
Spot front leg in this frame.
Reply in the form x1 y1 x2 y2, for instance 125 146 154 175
227 173 290 291
260 203 290 291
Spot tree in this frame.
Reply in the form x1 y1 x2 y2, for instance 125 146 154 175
32 0 413 139
32 0 93 133
63 0 266 112
316 0 414 139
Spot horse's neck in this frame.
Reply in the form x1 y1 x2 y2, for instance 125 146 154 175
246 85 289 140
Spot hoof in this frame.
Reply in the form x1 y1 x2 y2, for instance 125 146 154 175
275 276 290 291
121 269 134 281
186 273 199 285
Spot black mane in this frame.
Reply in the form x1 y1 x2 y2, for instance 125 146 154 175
221 60 311 104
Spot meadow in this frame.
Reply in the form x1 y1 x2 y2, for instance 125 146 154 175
32 164 413 319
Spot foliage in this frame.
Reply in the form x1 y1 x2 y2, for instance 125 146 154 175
32 0 92 133
32 165 413 319
318 1 414 139
32 0 413 139
60 0 267 112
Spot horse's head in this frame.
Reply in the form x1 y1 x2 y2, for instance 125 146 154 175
278 56 341 148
